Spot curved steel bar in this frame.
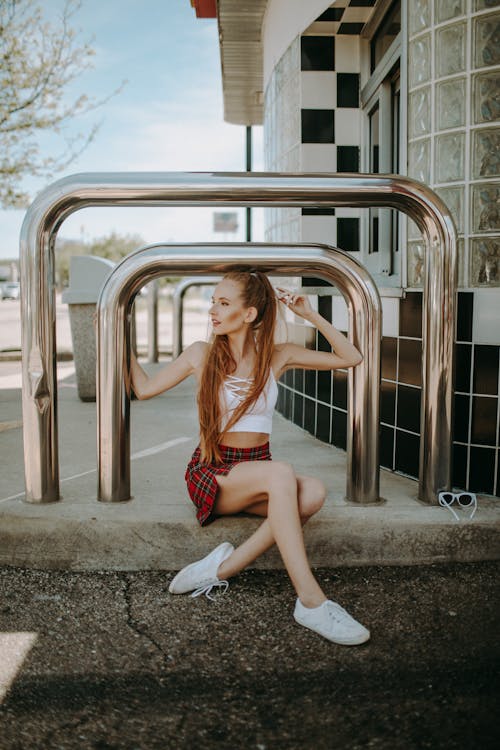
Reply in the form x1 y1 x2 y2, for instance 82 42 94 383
146 280 159 363
97 243 381 504
172 276 221 359
19 171 457 503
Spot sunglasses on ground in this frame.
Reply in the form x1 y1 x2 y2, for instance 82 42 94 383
438 491 477 521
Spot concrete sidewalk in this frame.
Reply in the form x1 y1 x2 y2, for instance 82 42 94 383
0 360 499 571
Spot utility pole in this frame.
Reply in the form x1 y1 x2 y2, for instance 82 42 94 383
246 125 252 241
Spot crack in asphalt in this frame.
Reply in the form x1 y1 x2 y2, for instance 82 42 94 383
120 573 171 668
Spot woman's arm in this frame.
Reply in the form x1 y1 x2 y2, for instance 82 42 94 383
130 340 207 400
274 287 363 374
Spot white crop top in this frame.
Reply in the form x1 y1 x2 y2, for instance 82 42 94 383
220 370 278 434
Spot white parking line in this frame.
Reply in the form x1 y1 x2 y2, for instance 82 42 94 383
0 437 192 504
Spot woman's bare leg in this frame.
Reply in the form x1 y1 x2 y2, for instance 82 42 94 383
215 462 327 607
218 475 325 580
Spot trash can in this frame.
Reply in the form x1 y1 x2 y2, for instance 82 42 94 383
62 255 115 402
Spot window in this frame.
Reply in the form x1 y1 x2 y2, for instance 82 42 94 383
370 0 401 73
361 0 402 283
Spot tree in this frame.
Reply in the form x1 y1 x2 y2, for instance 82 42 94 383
0 0 123 208
56 232 145 289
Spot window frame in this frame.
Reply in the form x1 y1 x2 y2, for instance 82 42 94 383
359 0 407 290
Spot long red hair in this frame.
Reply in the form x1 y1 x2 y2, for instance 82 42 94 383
198 270 277 464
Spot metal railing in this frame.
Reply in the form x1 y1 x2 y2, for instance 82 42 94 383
172 276 221 359
96 243 381 504
19 172 457 504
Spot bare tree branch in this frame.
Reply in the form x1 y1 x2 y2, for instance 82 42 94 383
0 0 125 207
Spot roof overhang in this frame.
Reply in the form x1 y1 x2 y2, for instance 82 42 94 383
190 0 217 18
216 0 267 126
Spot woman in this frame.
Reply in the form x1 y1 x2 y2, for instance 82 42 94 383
130 269 369 646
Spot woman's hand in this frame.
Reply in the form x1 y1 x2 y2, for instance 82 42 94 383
276 286 314 321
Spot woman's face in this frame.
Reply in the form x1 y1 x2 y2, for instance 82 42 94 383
209 278 253 335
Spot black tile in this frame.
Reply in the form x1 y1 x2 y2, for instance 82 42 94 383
337 145 360 172
318 370 332 403
318 295 332 322
350 0 376 5
496 452 500 498
456 292 474 342
277 384 285 414
302 208 336 215
293 394 304 428
302 276 332 287
304 398 316 434
381 337 397 381
452 443 468 489
469 446 495 494
301 109 335 143
333 370 348 409
455 343 472 393
453 394 470 443
301 36 335 71
395 430 420 478
471 396 498 445
294 368 304 393
338 22 365 34
316 8 344 22
317 403 331 442
318 331 331 352
337 73 360 108
337 217 360 252
399 292 423 338
397 385 421 433
380 380 396 425
380 425 395 469
473 345 499 395
305 369 317 399
331 408 347 450
398 338 423 387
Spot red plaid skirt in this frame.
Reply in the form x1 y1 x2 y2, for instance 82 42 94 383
185 442 272 526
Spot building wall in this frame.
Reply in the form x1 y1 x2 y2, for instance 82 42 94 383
263 0 500 497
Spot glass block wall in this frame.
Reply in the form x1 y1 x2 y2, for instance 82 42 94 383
406 0 500 495
264 0 500 497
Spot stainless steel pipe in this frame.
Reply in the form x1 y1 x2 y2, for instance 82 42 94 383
19 172 457 503
172 276 221 359
96 244 381 504
147 280 159 363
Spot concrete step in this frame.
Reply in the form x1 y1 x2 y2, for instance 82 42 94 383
1 366 499 571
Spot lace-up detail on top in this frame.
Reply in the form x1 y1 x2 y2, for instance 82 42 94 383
224 374 253 398
220 370 278 434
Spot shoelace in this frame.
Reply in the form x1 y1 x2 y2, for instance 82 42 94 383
190 579 229 601
326 601 352 624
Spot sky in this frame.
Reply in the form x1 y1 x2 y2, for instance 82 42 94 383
0 0 264 260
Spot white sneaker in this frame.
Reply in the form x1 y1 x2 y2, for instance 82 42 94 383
294 598 370 646
168 542 234 600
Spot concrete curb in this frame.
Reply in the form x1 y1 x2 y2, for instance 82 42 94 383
1 363 499 572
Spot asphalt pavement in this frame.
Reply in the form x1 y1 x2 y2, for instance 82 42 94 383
1 296 499 749
0 561 499 749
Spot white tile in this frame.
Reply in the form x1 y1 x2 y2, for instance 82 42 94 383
301 71 337 108
334 109 362 145
341 7 374 23
301 144 336 172
331 295 349 330
335 207 363 219
334 35 361 73
301 216 337 245
381 298 400 338
472 289 500 345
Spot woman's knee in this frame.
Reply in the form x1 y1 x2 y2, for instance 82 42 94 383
298 476 326 517
266 461 296 493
